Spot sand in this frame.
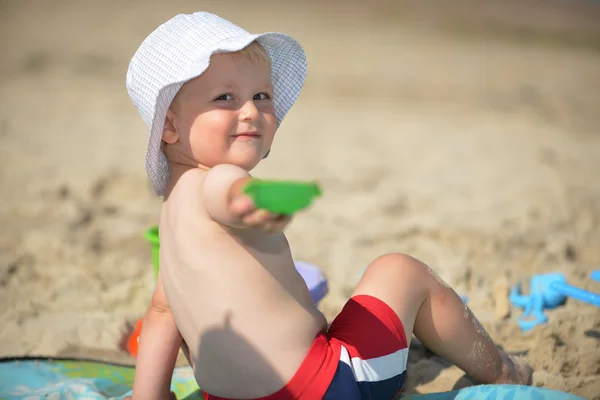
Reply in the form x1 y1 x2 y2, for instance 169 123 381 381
1 0 599 398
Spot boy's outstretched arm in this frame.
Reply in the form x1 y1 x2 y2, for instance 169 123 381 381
130 275 181 400
202 164 291 231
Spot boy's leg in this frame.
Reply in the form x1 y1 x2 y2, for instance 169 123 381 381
352 253 531 385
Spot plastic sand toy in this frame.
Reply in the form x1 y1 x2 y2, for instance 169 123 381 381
126 318 144 358
510 270 600 332
243 180 322 215
144 225 160 281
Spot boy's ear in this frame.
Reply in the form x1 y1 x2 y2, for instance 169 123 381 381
162 109 179 144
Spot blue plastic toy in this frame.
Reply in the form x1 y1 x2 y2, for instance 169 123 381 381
510 270 600 332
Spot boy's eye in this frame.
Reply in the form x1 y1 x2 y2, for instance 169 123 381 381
254 92 271 101
215 94 233 101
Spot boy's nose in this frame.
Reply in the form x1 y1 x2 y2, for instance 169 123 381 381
239 100 261 122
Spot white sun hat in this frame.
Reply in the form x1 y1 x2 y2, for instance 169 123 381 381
126 12 307 195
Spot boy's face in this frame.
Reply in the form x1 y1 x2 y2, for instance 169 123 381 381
162 52 276 171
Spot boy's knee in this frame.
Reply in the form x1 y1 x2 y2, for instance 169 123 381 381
367 252 429 280
366 253 453 308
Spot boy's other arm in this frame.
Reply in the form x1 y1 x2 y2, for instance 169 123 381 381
130 275 181 400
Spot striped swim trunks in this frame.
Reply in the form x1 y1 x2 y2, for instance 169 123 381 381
204 294 409 400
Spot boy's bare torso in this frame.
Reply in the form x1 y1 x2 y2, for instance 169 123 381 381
159 169 328 398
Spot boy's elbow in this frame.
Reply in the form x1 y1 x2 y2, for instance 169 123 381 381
148 292 173 316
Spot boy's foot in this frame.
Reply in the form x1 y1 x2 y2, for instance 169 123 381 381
493 353 533 385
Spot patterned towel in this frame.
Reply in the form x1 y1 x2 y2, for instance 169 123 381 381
0 357 201 400
0 357 584 400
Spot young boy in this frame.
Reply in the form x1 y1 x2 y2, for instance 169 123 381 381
125 12 532 400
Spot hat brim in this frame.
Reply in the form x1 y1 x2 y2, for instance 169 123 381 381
144 32 306 196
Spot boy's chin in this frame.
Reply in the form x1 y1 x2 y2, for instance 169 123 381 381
228 156 263 171
202 150 267 170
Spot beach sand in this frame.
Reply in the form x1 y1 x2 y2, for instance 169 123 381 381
1 0 599 398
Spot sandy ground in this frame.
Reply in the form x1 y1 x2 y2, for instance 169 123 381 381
1 0 600 398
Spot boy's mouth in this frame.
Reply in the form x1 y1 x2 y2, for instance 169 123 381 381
232 131 261 139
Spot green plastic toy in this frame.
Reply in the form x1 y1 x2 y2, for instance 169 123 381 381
243 180 322 215
144 225 160 281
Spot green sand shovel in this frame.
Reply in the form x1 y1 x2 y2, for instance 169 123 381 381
243 180 322 215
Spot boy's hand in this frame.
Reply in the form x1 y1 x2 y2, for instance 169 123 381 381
228 178 292 232
229 193 292 232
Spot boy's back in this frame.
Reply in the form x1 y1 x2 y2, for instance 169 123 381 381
160 166 328 397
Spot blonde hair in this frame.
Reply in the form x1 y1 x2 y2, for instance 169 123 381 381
233 40 270 64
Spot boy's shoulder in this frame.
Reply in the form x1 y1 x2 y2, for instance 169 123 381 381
178 166 207 184
203 164 250 189
171 164 249 202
